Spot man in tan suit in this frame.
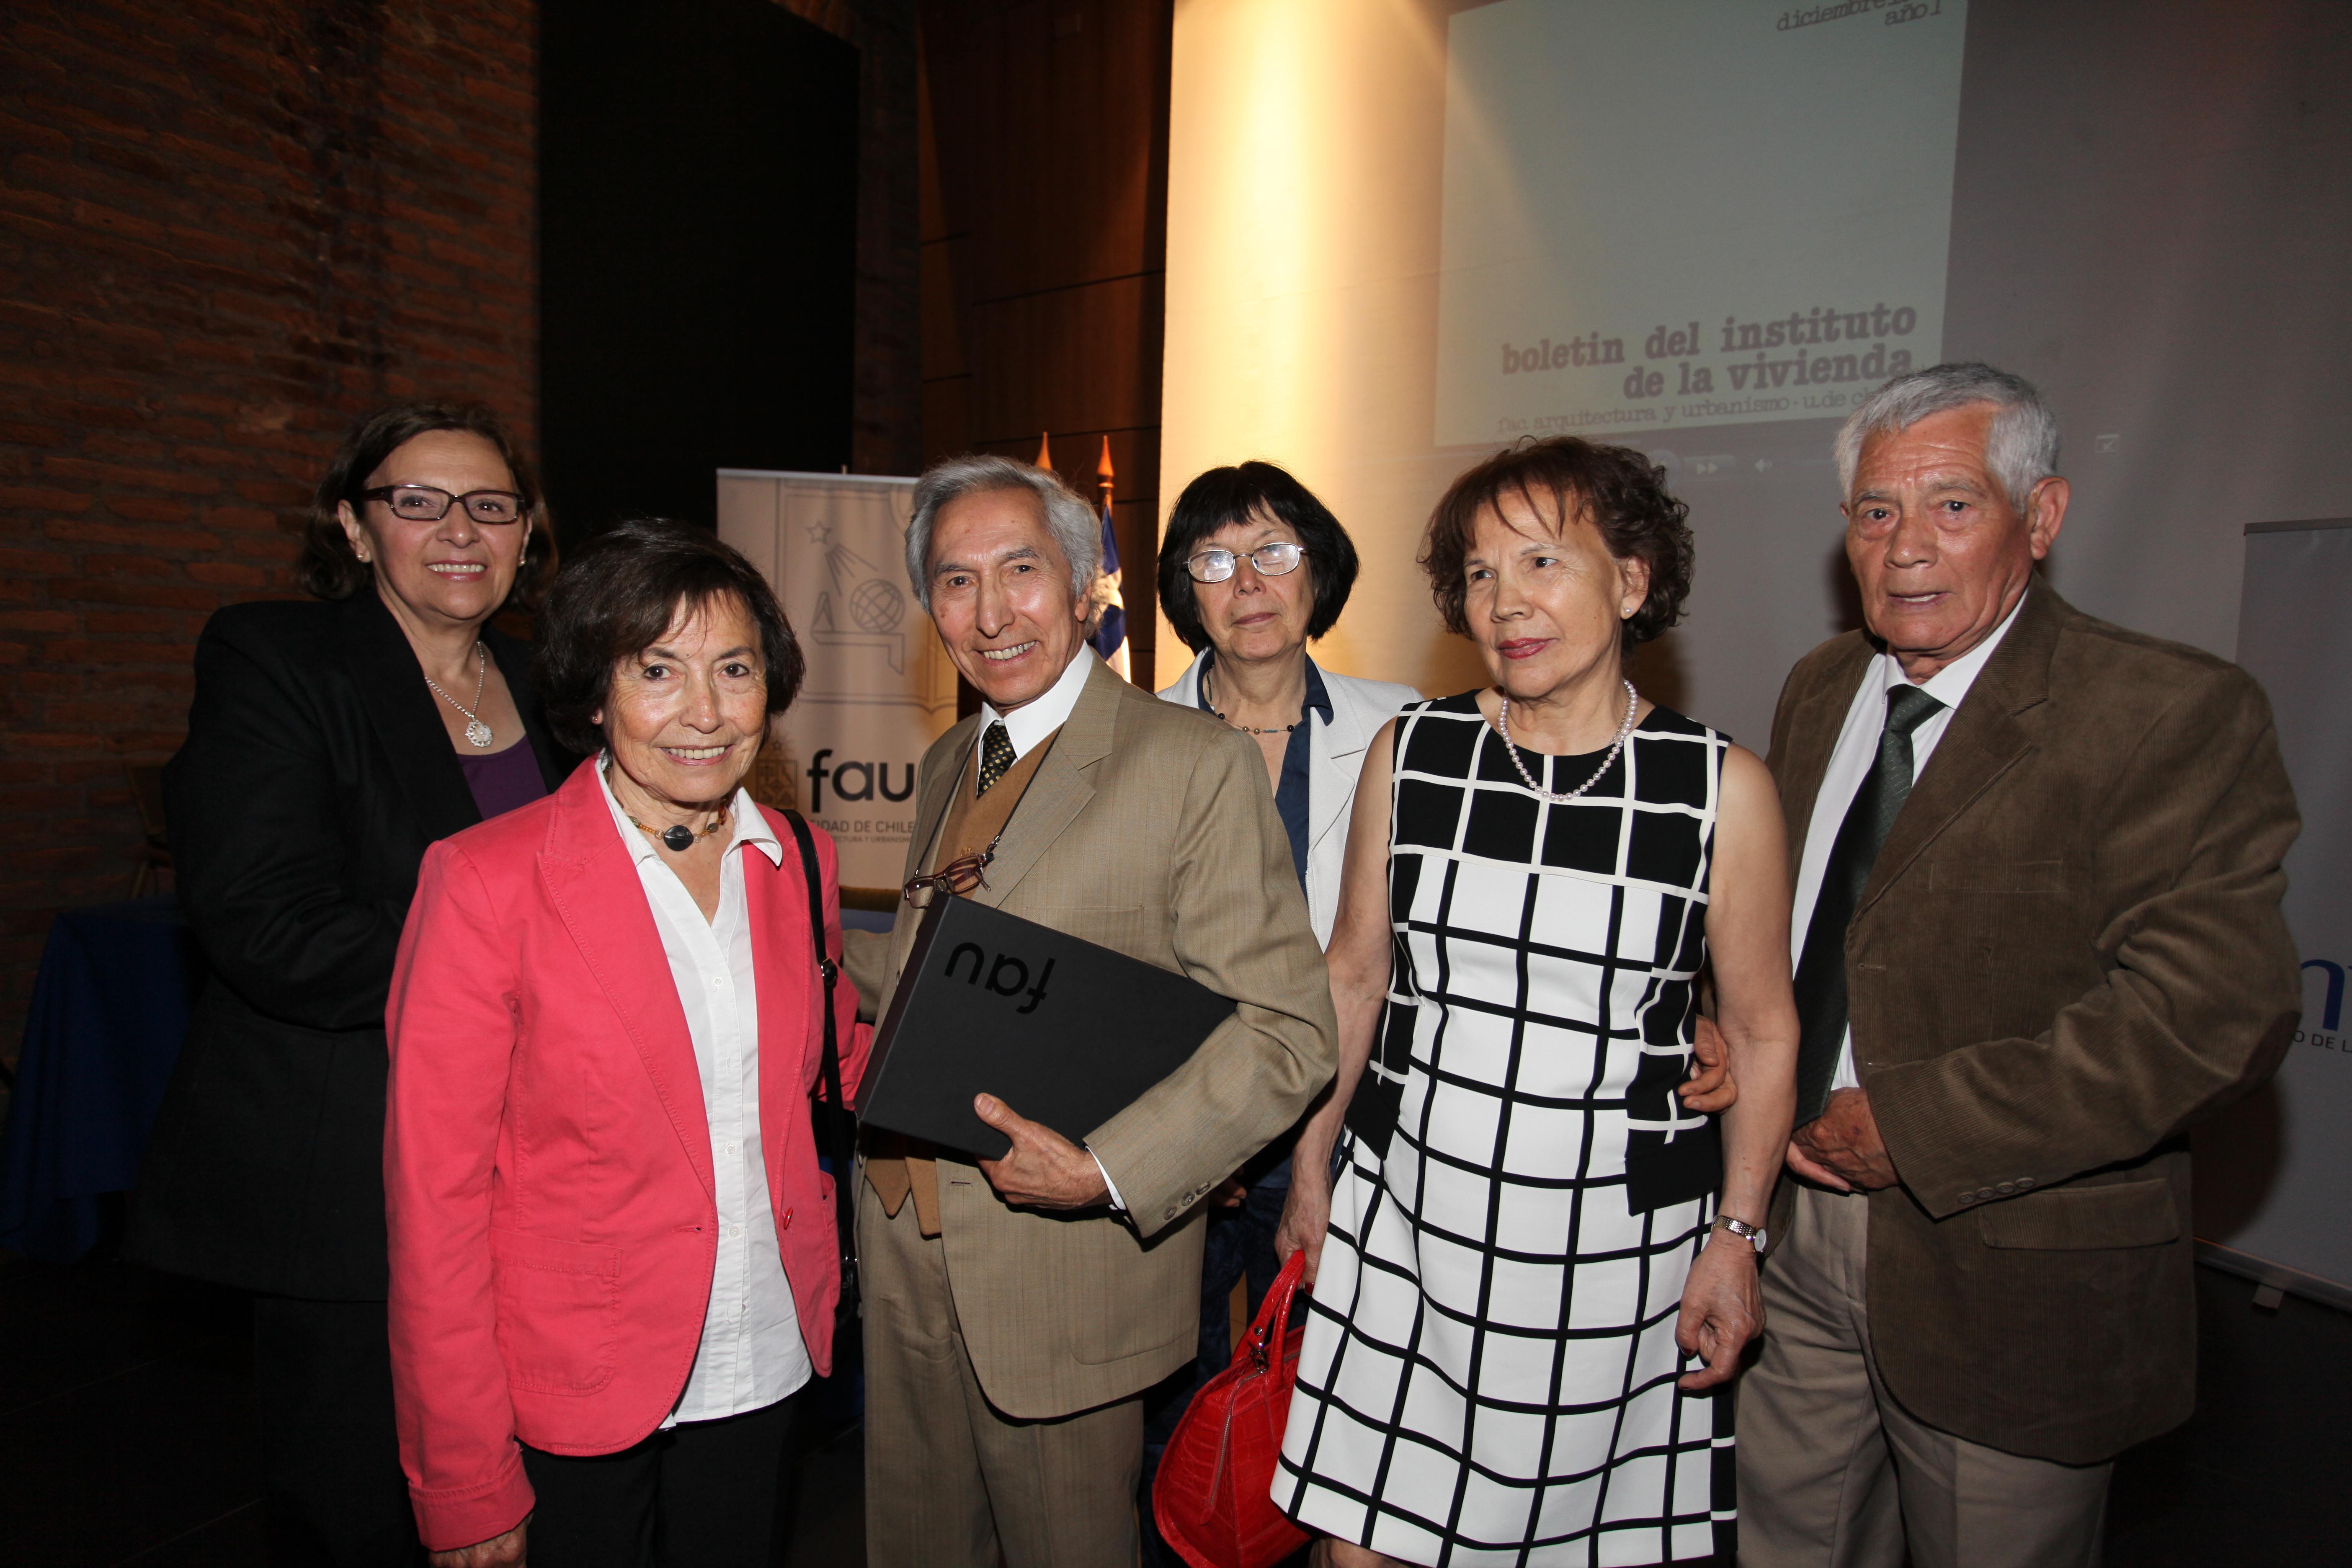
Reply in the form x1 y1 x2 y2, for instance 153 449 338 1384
843 455 1336 1566
1735 363 2300 1568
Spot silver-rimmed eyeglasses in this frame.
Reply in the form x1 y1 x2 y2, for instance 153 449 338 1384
1185 542 1307 583
360 485 527 524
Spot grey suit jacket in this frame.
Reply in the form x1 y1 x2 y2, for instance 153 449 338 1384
1767 584 2300 1463
844 655 1337 1418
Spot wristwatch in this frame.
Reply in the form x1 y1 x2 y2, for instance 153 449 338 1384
1710 1214 1767 1253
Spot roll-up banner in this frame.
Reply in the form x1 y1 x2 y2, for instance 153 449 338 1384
717 469 957 893
2194 518 2352 1310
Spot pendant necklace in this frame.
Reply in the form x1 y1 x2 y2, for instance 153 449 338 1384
424 642 495 748
627 808 730 854
1496 679 1638 804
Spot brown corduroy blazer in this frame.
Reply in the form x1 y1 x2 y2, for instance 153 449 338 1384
843 655 1338 1420
1766 584 2300 1465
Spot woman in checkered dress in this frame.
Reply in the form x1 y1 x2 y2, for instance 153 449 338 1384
1271 440 1798 1567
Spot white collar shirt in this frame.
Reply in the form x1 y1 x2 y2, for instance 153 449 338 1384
598 761 810 1424
1790 591 2029 1091
977 645 1097 764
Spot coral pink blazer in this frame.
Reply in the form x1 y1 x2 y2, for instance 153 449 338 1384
383 759 867 1551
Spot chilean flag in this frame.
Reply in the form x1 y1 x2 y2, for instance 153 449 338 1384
1089 499 1128 676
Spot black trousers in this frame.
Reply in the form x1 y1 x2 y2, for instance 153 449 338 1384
521 1393 805 1568
250 1295 424 1568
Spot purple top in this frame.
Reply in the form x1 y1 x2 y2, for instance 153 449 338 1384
458 742 548 823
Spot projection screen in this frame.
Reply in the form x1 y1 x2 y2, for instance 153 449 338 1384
1162 0 2352 1299
1162 0 2352 748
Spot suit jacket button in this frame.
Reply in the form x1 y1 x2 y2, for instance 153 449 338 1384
1957 1192 1975 1205
1995 1183 2014 1197
2015 1176 2035 1189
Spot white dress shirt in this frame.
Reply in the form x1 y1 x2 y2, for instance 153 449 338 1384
976 642 1097 764
1789 593 2028 1091
599 762 810 1424
970 646 1129 1208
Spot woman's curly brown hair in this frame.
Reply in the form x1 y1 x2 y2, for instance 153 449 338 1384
1419 436 1695 654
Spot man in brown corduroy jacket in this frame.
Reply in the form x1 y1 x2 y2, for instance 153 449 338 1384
1734 363 2300 1568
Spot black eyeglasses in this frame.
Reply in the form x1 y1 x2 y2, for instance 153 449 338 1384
1185 542 1306 583
360 485 526 525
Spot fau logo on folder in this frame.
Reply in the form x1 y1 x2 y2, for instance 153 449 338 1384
857 897 1235 1160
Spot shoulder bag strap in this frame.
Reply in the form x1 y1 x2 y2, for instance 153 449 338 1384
781 810 858 1322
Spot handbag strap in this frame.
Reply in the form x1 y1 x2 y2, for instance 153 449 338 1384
780 810 845 1112
1248 1248 1310 1369
781 811 856 1266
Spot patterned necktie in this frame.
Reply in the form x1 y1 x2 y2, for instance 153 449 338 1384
975 720 1015 797
1790 683 1945 1124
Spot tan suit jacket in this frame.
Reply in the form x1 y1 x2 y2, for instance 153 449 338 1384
844 655 1337 1420
1766 585 2300 1464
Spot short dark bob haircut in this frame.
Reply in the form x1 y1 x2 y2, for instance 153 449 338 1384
535 518 805 757
1157 461 1363 654
1421 437 1694 654
300 401 555 606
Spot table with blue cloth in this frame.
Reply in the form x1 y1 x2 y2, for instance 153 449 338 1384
0 897 201 1260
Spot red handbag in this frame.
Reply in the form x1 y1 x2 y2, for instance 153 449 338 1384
1152 1249 1314 1568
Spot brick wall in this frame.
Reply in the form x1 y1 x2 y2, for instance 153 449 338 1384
0 0 538 1060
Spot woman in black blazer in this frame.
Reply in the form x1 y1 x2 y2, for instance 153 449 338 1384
132 402 572 1565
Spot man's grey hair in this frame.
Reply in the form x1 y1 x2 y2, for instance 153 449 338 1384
1835 361 2061 513
903 454 1102 611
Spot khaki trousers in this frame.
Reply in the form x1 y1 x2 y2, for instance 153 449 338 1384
1737 1185 2112 1568
859 1175 1143 1568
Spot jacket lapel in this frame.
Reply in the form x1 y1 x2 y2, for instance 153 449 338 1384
903 715 977 883
536 765 714 1196
890 717 979 979
341 593 481 842
1770 634 1875 868
1309 675 1379 855
1858 586 2061 915
973 656 1119 908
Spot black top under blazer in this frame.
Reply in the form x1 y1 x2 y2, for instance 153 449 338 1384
130 592 571 1300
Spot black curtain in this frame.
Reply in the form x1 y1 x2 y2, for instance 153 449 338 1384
541 0 858 540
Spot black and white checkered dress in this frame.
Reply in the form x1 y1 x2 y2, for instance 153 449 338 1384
1274 693 1735 1567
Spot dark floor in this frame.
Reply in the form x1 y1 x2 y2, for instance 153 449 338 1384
0 1255 2342 1566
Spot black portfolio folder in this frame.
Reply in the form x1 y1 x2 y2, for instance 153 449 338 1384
856 896 1237 1161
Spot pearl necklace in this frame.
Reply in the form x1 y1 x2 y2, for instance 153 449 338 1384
1495 679 1638 804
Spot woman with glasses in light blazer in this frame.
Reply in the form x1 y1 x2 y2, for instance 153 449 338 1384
1140 463 1423 1563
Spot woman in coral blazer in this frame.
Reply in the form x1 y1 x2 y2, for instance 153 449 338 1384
384 521 866 1568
